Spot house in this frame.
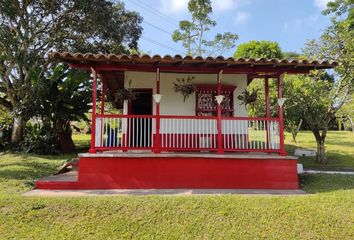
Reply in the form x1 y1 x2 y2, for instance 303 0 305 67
35 53 336 190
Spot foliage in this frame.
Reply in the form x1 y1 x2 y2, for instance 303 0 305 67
284 73 337 163
19 123 58 155
30 64 92 153
234 41 283 59
337 93 354 131
172 0 238 56
0 0 143 143
0 107 12 147
298 1 354 163
237 89 259 105
173 76 196 101
114 80 137 104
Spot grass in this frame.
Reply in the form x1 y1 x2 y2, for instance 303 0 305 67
0 131 353 239
285 131 354 170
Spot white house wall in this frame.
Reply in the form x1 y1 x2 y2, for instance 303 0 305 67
124 71 248 117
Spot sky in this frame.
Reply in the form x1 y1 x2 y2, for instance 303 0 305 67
121 0 332 57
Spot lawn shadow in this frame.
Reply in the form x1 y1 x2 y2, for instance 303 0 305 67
299 174 354 193
0 160 61 181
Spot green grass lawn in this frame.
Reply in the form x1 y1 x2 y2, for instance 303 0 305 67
0 131 353 239
285 131 354 170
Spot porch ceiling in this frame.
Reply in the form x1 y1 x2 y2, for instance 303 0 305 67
52 52 337 76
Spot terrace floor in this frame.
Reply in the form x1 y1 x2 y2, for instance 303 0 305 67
79 151 297 160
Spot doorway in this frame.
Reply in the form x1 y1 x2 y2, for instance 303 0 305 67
128 89 153 148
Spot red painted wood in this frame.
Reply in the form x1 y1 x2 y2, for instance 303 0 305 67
277 75 286 156
69 63 310 75
216 71 224 154
154 68 161 153
73 156 298 189
89 68 97 153
96 114 277 121
265 77 270 149
35 181 80 190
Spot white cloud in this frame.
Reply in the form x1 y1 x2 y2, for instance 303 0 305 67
314 0 330 9
159 0 189 14
212 0 242 12
159 0 251 14
283 14 320 33
233 11 250 24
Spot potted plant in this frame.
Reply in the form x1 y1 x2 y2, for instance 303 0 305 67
237 89 258 105
173 76 196 101
114 79 137 103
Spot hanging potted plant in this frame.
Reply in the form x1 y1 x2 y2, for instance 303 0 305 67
173 76 196 102
237 89 259 105
114 79 137 104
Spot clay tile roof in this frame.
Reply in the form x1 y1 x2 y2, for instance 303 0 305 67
51 52 338 71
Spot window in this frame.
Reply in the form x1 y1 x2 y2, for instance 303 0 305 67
195 85 236 117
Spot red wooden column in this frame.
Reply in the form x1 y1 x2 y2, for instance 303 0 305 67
89 67 98 153
153 67 161 153
277 75 286 156
216 70 224 154
265 77 270 149
100 76 105 147
101 77 105 115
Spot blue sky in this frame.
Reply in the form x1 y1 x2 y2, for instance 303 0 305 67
121 0 332 57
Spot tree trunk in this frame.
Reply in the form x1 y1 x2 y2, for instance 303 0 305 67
315 138 327 164
11 116 25 143
312 129 327 164
347 115 354 133
55 120 76 153
58 131 76 153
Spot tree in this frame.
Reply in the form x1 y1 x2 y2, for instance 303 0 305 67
234 41 283 59
337 93 354 132
172 0 238 56
233 41 286 121
33 65 92 153
299 0 353 163
0 0 143 143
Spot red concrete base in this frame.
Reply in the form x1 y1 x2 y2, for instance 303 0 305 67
35 154 299 190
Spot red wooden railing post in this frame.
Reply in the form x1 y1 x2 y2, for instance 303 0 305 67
89 67 97 153
265 77 270 150
277 75 286 156
216 70 224 154
153 67 161 153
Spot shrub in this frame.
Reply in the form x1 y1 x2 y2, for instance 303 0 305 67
19 123 59 155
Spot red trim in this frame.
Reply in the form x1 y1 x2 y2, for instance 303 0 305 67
265 77 270 149
100 78 105 147
195 84 236 91
89 68 97 153
69 63 310 75
216 71 224 154
154 68 161 153
277 75 286 156
101 78 105 115
96 114 278 121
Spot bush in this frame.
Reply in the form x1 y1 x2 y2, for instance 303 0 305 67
0 111 12 149
19 123 59 155
0 122 12 149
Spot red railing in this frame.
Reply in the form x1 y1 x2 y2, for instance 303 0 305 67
93 114 281 153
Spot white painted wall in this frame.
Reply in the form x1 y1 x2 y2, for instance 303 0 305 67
124 71 248 117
